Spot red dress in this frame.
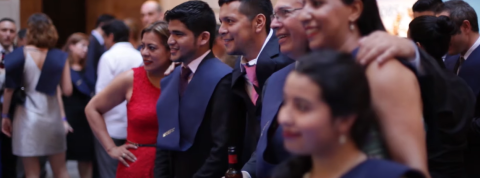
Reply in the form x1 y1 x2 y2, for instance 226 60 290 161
116 67 160 178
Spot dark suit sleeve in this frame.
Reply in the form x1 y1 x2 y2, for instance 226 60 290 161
84 37 104 89
241 78 271 178
242 151 257 178
193 74 236 178
154 148 172 178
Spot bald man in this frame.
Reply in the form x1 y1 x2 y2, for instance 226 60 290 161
141 0 164 27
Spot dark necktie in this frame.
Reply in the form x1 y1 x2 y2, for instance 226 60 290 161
455 57 466 75
180 66 192 97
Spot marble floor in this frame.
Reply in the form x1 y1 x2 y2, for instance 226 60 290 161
45 161 80 178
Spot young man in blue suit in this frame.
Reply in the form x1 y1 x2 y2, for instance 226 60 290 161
154 1 236 178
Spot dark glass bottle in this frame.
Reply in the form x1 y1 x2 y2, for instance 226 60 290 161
225 147 243 178
1 51 5 69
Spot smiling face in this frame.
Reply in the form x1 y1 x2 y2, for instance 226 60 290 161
167 20 199 63
141 31 171 73
271 0 309 59
69 39 88 60
299 0 357 50
219 1 257 56
279 71 342 155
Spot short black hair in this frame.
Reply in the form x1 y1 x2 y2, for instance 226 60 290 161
17 29 27 39
95 14 115 28
218 0 273 34
409 16 456 68
164 1 217 48
412 0 443 13
0 18 15 24
439 0 479 33
101 20 130 43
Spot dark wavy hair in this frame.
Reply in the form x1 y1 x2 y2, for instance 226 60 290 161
409 16 456 68
26 13 58 48
342 0 386 36
273 49 376 178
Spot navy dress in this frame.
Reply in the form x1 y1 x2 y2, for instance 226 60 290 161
63 69 94 161
272 157 425 178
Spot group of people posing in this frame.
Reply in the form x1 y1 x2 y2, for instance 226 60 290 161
2 0 480 178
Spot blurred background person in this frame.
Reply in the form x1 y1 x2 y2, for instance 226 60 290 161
84 14 115 93
212 24 236 67
16 29 27 48
273 50 424 178
93 19 143 178
124 18 141 50
62 32 94 178
412 0 444 18
409 15 476 178
0 18 16 54
140 0 164 27
2 13 72 178
409 15 455 67
87 21 170 178
437 1 480 177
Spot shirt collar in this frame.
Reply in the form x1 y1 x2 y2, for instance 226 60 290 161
240 30 273 73
182 50 211 74
0 45 14 54
463 36 480 60
109 42 134 50
91 30 105 45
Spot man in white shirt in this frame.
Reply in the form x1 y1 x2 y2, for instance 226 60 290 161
94 19 143 178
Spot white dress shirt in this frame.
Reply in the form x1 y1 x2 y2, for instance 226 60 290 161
95 42 143 139
240 30 273 100
91 30 105 45
182 50 211 83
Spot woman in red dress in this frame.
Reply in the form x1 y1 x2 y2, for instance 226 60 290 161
85 21 171 178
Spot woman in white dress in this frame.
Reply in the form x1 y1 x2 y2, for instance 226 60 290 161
1 13 73 178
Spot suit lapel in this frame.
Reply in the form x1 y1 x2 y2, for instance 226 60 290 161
256 63 295 176
256 35 280 91
459 46 480 95
156 67 182 150
157 53 232 151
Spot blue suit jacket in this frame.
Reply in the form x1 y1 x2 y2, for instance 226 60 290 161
155 52 236 178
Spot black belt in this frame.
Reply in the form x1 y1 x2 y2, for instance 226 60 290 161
128 140 156 147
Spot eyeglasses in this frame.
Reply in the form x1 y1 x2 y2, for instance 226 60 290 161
271 8 303 22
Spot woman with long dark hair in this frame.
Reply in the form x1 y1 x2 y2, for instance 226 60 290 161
273 50 424 178
299 0 428 176
62 32 94 178
2 13 72 178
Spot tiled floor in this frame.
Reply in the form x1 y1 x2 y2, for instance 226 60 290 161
45 161 80 178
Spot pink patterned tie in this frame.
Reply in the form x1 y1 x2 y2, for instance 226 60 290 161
244 64 259 104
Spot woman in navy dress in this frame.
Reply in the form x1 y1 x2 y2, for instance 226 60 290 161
273 50 424 178
298 0 429 176
62 32 95 178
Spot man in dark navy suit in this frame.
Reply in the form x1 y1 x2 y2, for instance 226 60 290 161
438 1 480 177
154 1 236 178
84 14 115 91
218 0 293 173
